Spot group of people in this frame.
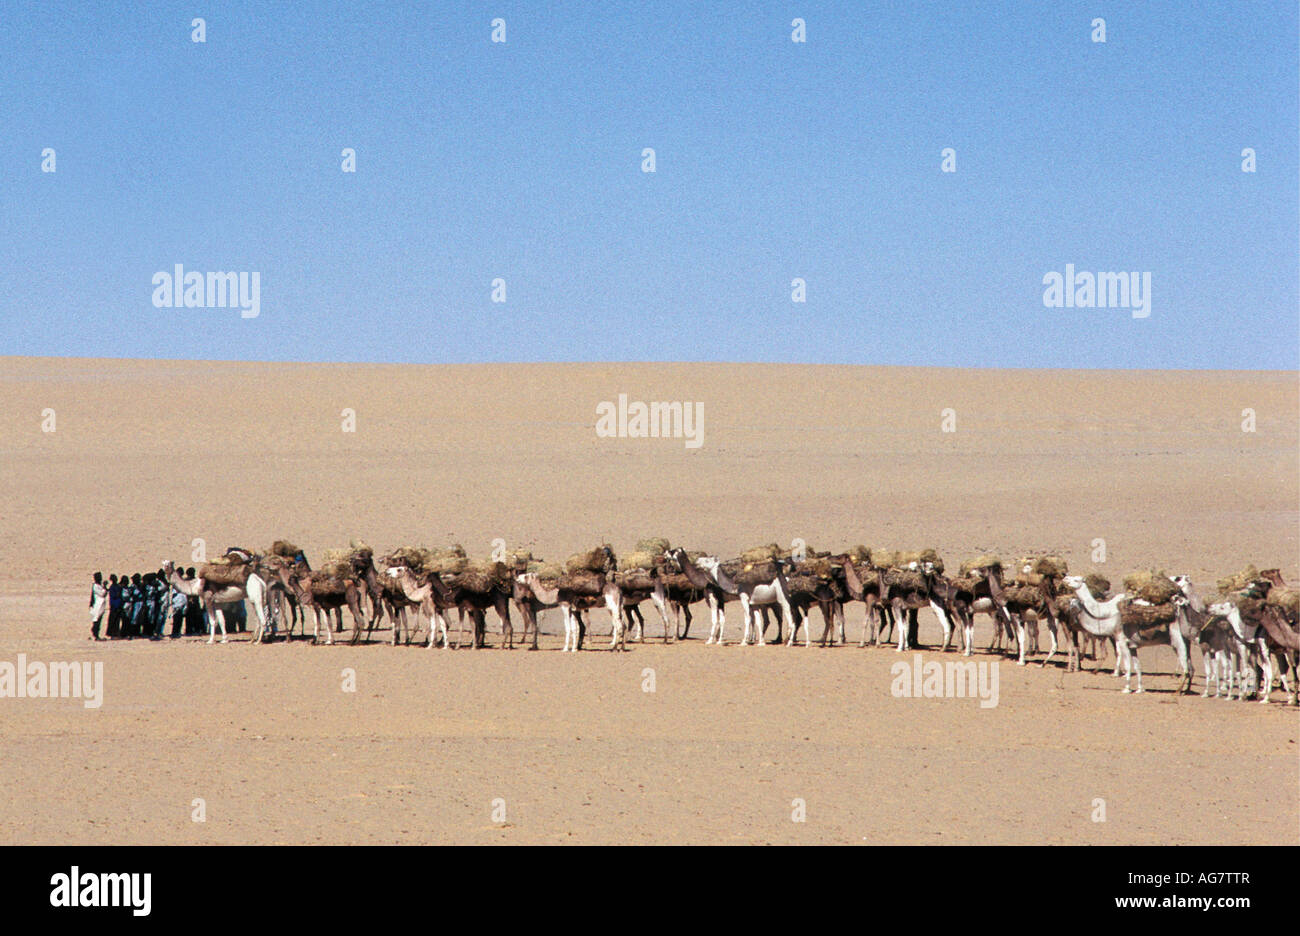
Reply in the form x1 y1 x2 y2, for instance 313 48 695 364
87 569 247 640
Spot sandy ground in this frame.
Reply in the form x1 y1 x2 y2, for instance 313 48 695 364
0 356 1296 845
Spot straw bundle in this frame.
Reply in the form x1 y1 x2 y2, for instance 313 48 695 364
1122 600 1176 630
525 560 564 583
501 549 534 571
884 568 929 592
620 549 663 571
731 559 782 589
269 540 301 558
636 537 671 554
615 568 658 591
557 568 606 596
566 547 611 574
740 543 784 564
449 559 507 592
1007 556 1067 586
1122 570 1180 605
1003 584 1046 608
1265 587 1300 617
426 545 469 575
959 554 1002 576
1217 565 1261 595
200 562 248 587
791 555 835 580
386 546 436 573
1084 573 1111 600
848 545 873 565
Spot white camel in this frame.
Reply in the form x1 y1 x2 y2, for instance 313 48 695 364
1062 576 1142 692
694 556 796 647
164 559 268 644
1207 600 1272 704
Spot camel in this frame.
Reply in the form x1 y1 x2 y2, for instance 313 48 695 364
693 555 794 647
839 556 894 647
656 553 707 640
517 570 623 652
353 552 427 646
1061 577 1144 690
164 558 269 645
613 565 673 643
1255 570 1299 705
666 548 733 644
783 558 847 648
286 562 368 645
1208 599 1274 704
878 561 954 653
510 570 559 650
389 566 458 648
1063 575 1192 694
1194 609 1242 699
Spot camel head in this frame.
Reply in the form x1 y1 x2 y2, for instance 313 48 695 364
1207 600 1235 618
1063 575 1085 590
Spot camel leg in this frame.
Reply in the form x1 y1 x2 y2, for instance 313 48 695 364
649 589 672 643
738 595 753 646
894 601 908 652
1015 616 1028 666
1258 642 1273 704
932 600 953 653
1041 618 1059 669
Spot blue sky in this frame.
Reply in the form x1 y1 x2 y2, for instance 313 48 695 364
2 1 1296 368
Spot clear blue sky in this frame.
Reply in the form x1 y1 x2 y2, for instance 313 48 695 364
2 1 1296 368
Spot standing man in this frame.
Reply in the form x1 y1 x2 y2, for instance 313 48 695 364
127 573 145 638
107 574 124 638
170 575 188 638
89 572 107 640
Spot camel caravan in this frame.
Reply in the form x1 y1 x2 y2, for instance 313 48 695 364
127 538 1299 704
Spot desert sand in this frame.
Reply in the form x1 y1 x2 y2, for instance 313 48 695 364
0 356 1296 845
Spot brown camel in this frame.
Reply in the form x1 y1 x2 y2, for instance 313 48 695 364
286 561 368 645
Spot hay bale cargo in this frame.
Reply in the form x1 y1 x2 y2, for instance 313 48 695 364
1007 556 1067 586
959 554 1002 576
386 546 436 573
565 547 611 574
557 568 606 596
1002 584 1044 608
884 568 928 592
620 549 662 571
1217 565 1261 594
426 545 469 575
1122 601 1176 630
525 560 564 583
448 559 508 592
1265 587 1300 617
269 540 301 558
635 537 671 555
1084 573 1111 600
500 548 534 570
199 561 248 587
848 545 873 564
615 568 658 591
1122 570 1179 605
740 543 783 564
